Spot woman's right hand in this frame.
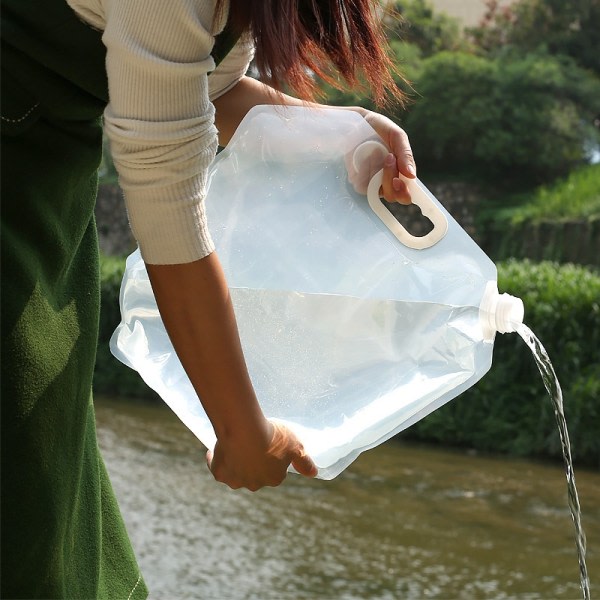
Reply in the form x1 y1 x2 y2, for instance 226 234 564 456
206 420 318 491
147 254 317 492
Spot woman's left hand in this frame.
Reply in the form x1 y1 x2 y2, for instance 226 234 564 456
214 78 417 203
357 110 417 205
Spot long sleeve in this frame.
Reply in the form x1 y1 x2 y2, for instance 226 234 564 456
101 0 220 264
208 33 255 101
67 0 253 264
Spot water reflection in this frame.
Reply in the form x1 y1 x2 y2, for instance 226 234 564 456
95 396 598 599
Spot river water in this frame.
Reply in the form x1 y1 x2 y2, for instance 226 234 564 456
95 396 598 599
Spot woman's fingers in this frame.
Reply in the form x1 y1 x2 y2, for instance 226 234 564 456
380 153 411 205
390 127 417 181
268 422 318 479
362 111 417 205
205 422 317 491
291 450 318 478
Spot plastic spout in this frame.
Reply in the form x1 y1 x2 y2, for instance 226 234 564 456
480 281 525 342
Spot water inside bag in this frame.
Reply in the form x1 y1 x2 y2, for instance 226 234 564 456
111 106 516 478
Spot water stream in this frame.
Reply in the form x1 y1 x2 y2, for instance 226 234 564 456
517 323 591 600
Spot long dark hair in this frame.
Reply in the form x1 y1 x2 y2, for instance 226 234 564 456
217 0 404 107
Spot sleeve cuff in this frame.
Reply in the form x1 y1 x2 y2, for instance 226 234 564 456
124 173 216 265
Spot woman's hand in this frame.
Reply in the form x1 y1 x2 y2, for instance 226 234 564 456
357 110 417 205
147 254 317 493
206 421 318 491
214 78 416 203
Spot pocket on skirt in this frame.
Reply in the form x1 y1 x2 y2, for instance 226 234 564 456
1 68 42 137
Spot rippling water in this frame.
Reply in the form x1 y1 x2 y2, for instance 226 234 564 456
95 397 598 599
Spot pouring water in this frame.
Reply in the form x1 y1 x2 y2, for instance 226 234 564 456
517 323 591 600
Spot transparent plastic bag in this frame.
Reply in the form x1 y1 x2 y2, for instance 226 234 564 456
111 105 523 479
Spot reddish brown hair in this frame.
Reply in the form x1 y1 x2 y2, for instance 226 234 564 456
217 0 404 108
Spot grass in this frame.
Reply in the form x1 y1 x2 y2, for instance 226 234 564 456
507 164 600 224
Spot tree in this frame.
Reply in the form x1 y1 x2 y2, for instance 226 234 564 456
385 0 468 56
469 0 600 75
402 50 600 186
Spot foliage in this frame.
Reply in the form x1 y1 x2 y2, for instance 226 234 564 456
403 260 600 467
319 0 600 188
385 0 468 57
387 40 425 97
316 40 424 112
505 164 600 224
401 50 600 187
468 0 600 75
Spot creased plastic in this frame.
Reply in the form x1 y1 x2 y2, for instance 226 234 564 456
111 105 500 479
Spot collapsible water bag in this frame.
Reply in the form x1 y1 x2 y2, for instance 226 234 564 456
111 105 524 479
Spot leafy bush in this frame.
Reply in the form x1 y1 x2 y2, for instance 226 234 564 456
317 40 423 112
385 0 468 57
402 50 600 187
403 260 600 467
468 0 600 75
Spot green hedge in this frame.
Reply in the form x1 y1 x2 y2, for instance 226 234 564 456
402 260 600 467
96 256 600 465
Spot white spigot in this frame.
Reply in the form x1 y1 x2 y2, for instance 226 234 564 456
480 281 525 341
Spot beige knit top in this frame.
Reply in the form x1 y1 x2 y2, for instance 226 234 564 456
67 0 253 264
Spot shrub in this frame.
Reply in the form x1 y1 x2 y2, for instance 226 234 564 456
468 0 600 76
403 260 600 467
402 50 600 187
385 0 468 57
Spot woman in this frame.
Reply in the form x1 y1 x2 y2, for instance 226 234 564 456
1 0 416 597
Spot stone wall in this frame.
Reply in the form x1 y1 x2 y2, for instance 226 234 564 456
96 180 483 256
484 219 600 268
384 180 481 242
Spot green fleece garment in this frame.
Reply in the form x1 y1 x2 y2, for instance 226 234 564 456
1 1 237 598
1 1 148 597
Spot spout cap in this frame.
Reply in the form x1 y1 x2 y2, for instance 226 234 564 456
480 281 524 341
495 292 524 334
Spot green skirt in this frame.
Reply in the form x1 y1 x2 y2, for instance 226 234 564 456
1 1 147 597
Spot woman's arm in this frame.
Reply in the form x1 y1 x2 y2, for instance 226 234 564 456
213 76 417 204
146 254 317 491
144 76 418 491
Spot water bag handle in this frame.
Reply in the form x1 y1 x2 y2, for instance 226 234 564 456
353 141 448 250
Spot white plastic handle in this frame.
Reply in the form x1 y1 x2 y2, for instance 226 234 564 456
353 141 448 250
367 171 448 249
